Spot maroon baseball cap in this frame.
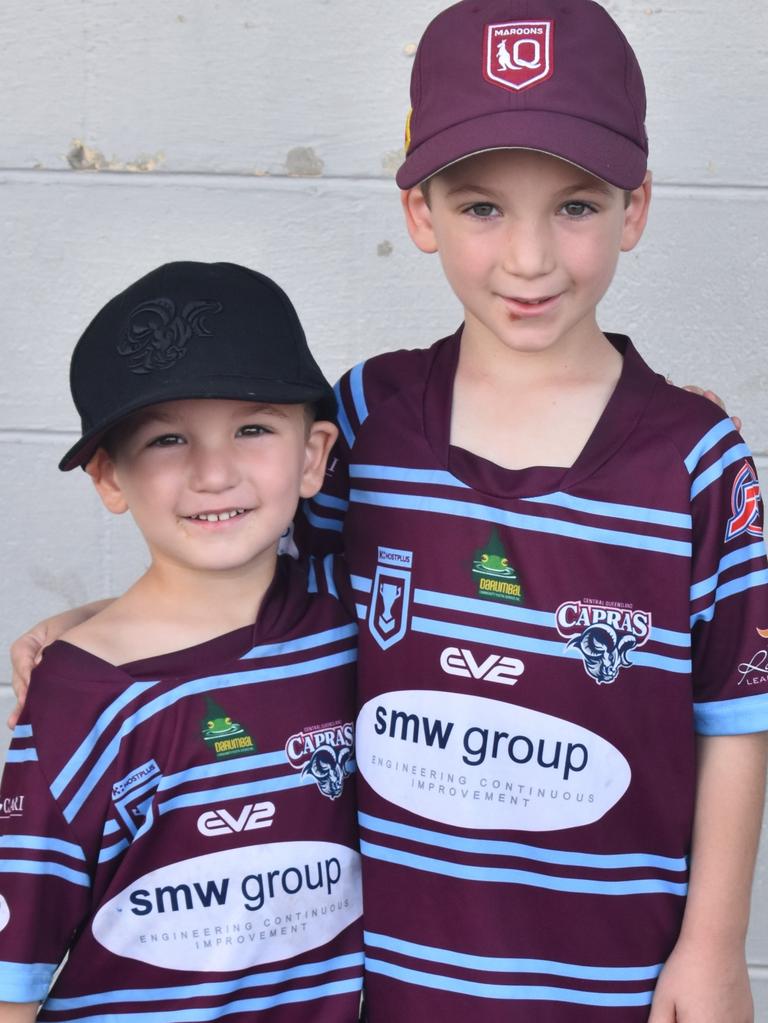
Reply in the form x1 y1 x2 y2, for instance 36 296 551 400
396 0 648 190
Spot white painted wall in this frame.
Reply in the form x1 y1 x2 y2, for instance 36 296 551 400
1 0 766 1007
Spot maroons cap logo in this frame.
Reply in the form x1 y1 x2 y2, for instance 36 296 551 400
484 21 554 93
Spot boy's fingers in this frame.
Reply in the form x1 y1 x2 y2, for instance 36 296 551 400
682 386 742 433
6 701 22 731
10 633 44 702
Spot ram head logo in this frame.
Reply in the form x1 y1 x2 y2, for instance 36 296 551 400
301 744 355 800
567 624 638 685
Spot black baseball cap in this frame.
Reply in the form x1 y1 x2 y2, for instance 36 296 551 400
60 261 337 471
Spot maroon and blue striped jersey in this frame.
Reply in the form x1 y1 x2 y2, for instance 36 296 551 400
299 330 768 1022
0 556 363 1022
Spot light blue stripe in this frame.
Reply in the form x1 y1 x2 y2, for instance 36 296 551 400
311 491 349 512
12 724 33 739
684 419 736 473
351 464 467 487
0 961 57 1002
361 841 688 896
303 505 344 533
358 812 687 872
349 361 369 425
365 931 662 982
350 574 372 594
158 771 311 815
690 542 767 601
324 553 339 598
46 953 364 1010
523 491 691 530
694 692 768 735
6 747 38 762
415 587 690 649
351 490 692 557
52 679 161 799
691 569 768 626
690 443 750 499
365 958 654 1006
241 623 357 659
412 616 690 674
0 859 90 887
45 978 363 1023
103 818 121 836
158 749 287 793
0 835 85 860
307 557 319 592
335 381 355 447
64 649 357 822
98 838 129 863
355 603 367 619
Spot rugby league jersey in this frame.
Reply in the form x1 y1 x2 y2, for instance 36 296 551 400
0 555 363 1022
299 330 768 1022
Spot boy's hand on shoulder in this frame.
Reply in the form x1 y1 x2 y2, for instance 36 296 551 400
8 600 113 728
648 938 753 1022
682 385 742 433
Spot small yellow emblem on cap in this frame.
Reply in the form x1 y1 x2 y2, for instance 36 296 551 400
404 108 413 152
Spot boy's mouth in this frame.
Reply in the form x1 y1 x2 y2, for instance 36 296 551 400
500 293 561 315
185 508 248 523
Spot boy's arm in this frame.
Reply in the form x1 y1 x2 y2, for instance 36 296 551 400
648 731 768 1023
8 599 112 727
0 1003 39 1022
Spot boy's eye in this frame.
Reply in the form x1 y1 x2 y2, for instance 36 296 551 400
560 201 596 218
148 433 184 447
466 202 499 219
238 424 271 437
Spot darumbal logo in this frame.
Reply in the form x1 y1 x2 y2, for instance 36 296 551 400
472 527 523 604
200 697 256 760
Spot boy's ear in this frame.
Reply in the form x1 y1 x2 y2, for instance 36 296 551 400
401 187 439 254
300 421 339 499
620 171 652 253
85 448 130 515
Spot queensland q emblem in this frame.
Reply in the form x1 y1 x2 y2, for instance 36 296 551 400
483 21 553 92
369 547 413 651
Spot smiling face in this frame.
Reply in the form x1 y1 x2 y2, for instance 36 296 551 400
87 398 337 580
402 149 651 364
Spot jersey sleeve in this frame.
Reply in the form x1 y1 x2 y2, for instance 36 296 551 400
687 419 768 734
0 716 92 1001
295 365 363 557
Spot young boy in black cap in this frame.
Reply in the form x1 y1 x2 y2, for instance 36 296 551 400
0 262 363 1022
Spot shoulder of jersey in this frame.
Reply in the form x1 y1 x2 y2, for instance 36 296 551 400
335 345 435 444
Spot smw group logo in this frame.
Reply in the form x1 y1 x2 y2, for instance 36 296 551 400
368 546 413 650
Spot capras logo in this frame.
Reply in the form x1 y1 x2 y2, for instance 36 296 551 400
197 801 275 837
440 647 524 685
556 601 651 642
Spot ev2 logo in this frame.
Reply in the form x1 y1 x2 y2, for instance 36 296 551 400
440 647 524 685
197 801 275 837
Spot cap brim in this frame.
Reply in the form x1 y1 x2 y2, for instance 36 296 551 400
396 109 647 191
59 378 337 471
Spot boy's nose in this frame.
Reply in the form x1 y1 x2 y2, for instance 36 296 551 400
188 444 240 492
501 219 556 279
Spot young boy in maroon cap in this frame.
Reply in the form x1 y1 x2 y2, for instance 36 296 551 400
295 2 768 1021
0 262 363 1021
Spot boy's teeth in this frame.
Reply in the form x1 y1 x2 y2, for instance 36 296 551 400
190 509 246 522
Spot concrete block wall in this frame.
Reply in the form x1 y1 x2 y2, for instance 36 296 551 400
1 0 766 1009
